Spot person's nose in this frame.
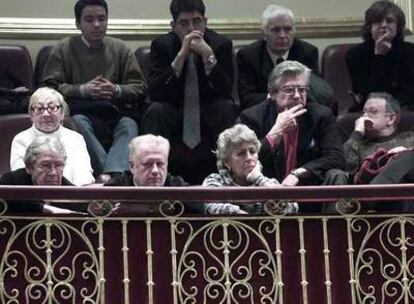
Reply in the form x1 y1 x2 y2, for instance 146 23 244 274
292 88 301 98
93 19 101 28
187 22 195 32
246 151 255 160
150 164 160 176
41 109 51 116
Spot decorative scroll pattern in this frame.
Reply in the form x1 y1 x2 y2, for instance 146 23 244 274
1 197 414 303
174 219 278 304
0 219 101 303
351 216 414 303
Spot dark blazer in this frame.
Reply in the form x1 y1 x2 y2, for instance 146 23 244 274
0 168 73 213
239 100 345 182
105 170 188 187
105 171 203 213
237 38 319 110
148 29 234 107
346 40 414 111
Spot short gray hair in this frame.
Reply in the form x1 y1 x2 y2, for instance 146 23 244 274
267 60 311 93
28 87 70 117
128 134 170 162
261 4 295 31
214 124 261 170
367 92 401 126
23 136 67 168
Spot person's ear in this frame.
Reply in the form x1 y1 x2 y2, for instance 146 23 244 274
76 20 81 30
26 164 33 175
223 161 231 172
170 20 176 30
388 113 398 126
128 161 134 171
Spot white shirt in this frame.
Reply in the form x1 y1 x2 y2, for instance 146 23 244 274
10 125 95 185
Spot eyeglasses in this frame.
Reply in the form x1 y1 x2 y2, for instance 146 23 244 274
362 109 391 118
280 86 309 95
35 161 65 172
32 104 61 115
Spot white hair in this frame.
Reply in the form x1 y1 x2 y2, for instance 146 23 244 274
261 4 295 31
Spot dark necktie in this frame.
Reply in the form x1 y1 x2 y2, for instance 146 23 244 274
183 53 201 149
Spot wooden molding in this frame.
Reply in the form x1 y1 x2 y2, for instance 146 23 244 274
0 17 364 40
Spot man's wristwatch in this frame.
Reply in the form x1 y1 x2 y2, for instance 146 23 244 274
206 54 217 65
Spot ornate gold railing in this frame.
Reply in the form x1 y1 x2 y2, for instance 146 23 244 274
0 184 413 304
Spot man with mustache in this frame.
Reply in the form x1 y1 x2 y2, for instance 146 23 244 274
42 0 146 184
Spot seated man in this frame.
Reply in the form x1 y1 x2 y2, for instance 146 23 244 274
142 0 237 184
345 92 414 183
105 134 201 214
323 92 414 213
237 5 321 111
0 136 83 213
239 60 345 212
41 0 146 183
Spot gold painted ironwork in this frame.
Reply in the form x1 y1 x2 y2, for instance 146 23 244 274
0 219 101 303
322 218 332 304
122 220 130 304
0 196 414 303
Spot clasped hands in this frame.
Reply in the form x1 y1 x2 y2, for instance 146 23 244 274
83 75 117 100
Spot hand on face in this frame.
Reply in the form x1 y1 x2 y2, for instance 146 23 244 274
354 115 373 135
189 33 212 57
180 30 205 56
269 104 307 138
375 30 393 55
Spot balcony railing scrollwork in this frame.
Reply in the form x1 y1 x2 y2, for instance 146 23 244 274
0 184 413 303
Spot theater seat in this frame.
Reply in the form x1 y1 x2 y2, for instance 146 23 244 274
0 45 34 90
321 43 356 115
0 114 32 176
135 46 151 82
34 45 53 88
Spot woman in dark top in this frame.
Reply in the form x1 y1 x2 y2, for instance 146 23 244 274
346 0 414 111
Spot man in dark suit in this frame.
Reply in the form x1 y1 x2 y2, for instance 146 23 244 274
237 5 319 111
0 136 83 214
240 61 345 209
105 134 202 214
141 0 237 184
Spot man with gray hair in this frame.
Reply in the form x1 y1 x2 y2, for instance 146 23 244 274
106 134 187 187
105 134 204 214
237 4 319 110
0 136 76 213
240 61 345 211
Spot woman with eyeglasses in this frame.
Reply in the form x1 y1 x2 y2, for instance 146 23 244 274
10 87 95 185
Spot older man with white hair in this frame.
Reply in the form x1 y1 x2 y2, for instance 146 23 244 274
237 4 319 111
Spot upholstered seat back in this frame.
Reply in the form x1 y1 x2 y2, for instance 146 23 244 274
0 45 34 90
34 45 53 88
321 43 356 115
